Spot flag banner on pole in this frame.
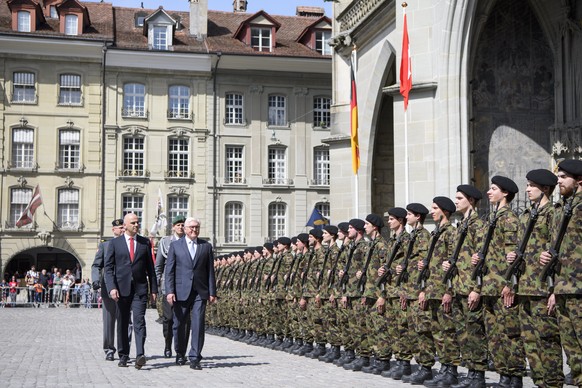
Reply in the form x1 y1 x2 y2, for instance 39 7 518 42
400 7 412 110
350 52 360 174
150 188 167 236
16 185 43 227
306 207 329 229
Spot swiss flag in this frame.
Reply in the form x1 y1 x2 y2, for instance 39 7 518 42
400 8 412 110
16 185 43 227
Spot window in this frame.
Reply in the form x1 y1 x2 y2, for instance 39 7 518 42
123 83 146 117
57 189 79 229
225 145 244 183
313 97 331 128
153 26 168 50
268 147 287 184
50 6 58 19
168 85 190 119
12 72 36 103
17 11 30 32
58 74 82 105
315 31 332 55
123 137 145 176
251 27 272 52
59 130 80 169
315 202 330 219
225 93 244 125
225 202 244 243
168 138 189 177
268 95 286 126
167 196 188 228
10 188 32 227
135 15 145 27
12 128 34 169
64 14 78 36
122 195 143 222
268 202 287 239
313 147 330 185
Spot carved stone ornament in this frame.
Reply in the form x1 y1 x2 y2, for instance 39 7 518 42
64 176 74 188
37 230 52 246
169 185 188 195
123 185 142 194
293 87 309 96
17 176 28 188
171 127 193 138
249 85 264 94
123 126 144 136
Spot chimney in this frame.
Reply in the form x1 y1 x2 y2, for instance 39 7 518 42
233 0 248 13
189 0 208 40
296 6 325 18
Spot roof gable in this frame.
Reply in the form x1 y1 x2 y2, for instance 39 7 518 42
57 0 90 26
296 16 331 42
233 10 280 39
144 6 176 26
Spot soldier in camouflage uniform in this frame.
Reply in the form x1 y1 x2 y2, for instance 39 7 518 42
303 229 327 358
472 176 525 387
397 203 432 384
442 185 487 388
506 169 563 387
270 238 293 347
540 159 582 387
285 236 306 353
420 196 462 387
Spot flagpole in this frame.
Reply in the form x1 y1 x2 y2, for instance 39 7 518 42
401 2 411 205
352 48 359 218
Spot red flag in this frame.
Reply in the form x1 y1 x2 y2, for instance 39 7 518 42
400 7 412 110
350 53 360 174
16 185 43 227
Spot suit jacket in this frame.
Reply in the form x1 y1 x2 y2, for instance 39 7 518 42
91 239 111 298
155 235 177 295
165 237 216 301
104 234 158 298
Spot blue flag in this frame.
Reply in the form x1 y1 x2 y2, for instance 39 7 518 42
306 208 329 229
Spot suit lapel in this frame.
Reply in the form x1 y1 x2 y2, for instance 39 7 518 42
192 241 202 268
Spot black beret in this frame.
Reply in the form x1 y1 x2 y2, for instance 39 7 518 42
388 207 407 219
244 248 255 254
491 175 519 194
111 219 123 227
457 184 483 200
172 215 186 225
433 196 456 214
526 169 557 187
255 246 263 253
323 225 338 235
278 237 291 246
291 237 297 244
349 218 365 231
406 203 429 215
558 159 582 177
297 233 309 244
337 222 350 233
309 228 323 239
365 213 384 228
263 242 274 251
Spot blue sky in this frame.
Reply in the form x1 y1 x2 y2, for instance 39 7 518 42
84 1 333 16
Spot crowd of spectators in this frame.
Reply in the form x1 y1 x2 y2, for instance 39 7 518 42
1 264 98 308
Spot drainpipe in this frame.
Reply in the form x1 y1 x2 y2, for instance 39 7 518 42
99 44 108 238
212 52 222 249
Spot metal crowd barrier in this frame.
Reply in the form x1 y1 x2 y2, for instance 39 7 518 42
0 286 101 308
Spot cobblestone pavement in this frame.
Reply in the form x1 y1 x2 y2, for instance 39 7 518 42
0 307 573 387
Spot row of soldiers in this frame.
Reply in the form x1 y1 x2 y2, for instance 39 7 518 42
206 159 582 388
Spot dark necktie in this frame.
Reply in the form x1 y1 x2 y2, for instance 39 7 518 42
129 237 135 262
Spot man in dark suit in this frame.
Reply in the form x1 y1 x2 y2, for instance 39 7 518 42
104 213 158 369
91 218 125 361
165 217 217 370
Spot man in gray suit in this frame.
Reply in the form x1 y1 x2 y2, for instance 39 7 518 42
165 217 217 370
91 219 124 361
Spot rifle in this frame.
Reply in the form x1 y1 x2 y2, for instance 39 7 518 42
326 243 346 289
283 254 298 290
241 260 252 290
269 251 286 291
226 264 240 290
471 203 501 286
255 258 267 292
504 194 544 288
395 227 419 287
417 217 444 289
357 238 379 294
316 247 332 290
301 249 315 292
540 186 579 289
375 232 404 288
264 255 279 292
443 210 473 288
249 258 262 290
338 242 357 293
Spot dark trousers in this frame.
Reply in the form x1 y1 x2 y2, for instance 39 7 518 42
173 289 207 363
117 292 147 358
102 293 126 356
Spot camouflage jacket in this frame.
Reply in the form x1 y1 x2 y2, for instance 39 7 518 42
479 205 519 296
263 254 279 298
450 211 485 296
360 234 389 300
422 221 456 299
552 191 582 295
401 227 430 299
301 247 324 298
287 252 304 300
342 238 369 298
318 244 340 298
516 201 554 296
384 230 410 298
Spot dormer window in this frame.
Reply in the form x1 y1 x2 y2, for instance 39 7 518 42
17 11 31 32
315 30 332 55
153 26 168 50
49 6 58 19
143 7 176 51
56 0 90 36
251 27 272 52
65 14 78 35
135 15 145 27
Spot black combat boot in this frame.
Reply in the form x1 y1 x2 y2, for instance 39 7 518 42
262 333 275 347
435 365 458 387
408 365 433 385
279 337 294 350
293 341 313 356
451 370 476 388
509 376 522 388
360 357 377 374
497 375 511 388
335 349 355 366
305 343 326 359
343 356 370 371
317 346 333 361
391 360 412 380
424 364 447 386
321 345 341 363
286 338 302 353
469 370 485 388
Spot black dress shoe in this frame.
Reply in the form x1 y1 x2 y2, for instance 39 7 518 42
175 354 186 365
190 362 202 370
164 349 172 358
135 355 146 370
105 354 114 361
118 357 128 367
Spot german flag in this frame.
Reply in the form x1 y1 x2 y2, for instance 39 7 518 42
350 54 360 174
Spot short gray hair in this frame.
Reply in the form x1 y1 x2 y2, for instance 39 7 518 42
185 217 201 226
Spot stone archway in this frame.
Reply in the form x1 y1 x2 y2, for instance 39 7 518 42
3 247 81 282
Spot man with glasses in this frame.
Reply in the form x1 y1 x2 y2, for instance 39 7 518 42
165 217 217 370
104 213 158 369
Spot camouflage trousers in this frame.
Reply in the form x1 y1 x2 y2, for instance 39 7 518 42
519 295 564 388
321 298 342 346
391 297 413 361
336 298 355 350
305 297 326 344
367 297 393 361
409 299 436 367
425 298 461 366
455 294 487 372
482 295 526 376
286 299 302 339
556 294 582 388
351 297 375 357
